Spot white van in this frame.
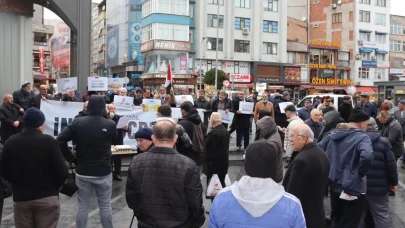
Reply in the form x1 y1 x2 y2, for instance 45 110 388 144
296 94 354 111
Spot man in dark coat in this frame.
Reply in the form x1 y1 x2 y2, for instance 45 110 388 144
273 91 292 128
194 90 212 134
134 88 152 106
338 95 353 122
304 109 323 141
126 120 205 228
379 111 404 161
211 91 232 129
355 94 377 119
204 112 229 189
283 123 330 228
232 91 251 150
0 94 23 144
12 81 32 111
30 84 52 109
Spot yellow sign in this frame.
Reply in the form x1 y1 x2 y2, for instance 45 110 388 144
309 63 337 69
311 78 352 85
311 40 341 48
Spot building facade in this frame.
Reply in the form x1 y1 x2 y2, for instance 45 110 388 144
91 1 107 76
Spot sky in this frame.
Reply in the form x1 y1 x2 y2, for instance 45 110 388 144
44 0 405 20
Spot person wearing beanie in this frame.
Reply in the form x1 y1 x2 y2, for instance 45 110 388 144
12 81 33 111
209 138 306 228
135 88 143 98
135 127 153 154
338 96 353 122
134 88 152 106
319 108 373 228
355 94 377 119
1 107 68 228
283 123 330 228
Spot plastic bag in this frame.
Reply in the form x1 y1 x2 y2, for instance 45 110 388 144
225 174 232 187
207 174 222 197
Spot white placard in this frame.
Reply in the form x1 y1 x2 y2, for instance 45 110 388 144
56 77 77 93
218 110 234 124
175 95 194 107
88 77 108 91
278 102 294 114
108 78 125 90
142 99 161 112
113 95 134 111
238 101 254 114
116 116 131 128
256 83 267 96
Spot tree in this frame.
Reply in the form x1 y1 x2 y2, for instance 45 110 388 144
203 68 228 90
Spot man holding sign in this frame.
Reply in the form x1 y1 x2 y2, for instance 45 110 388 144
232 91 252 151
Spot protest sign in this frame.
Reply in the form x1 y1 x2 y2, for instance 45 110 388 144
218 110 234 124
88 77 108 91
238 102 254 114
142 99 161 112
56 77 77 93
113 95 134 111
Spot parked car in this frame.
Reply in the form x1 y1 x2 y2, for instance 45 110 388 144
296 94 354 111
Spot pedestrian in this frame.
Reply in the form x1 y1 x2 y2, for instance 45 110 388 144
126 120 205 228
317 96 336 111
356 118 398 228
232 91 251 151
75 101 89 119
253 92 274 123
0 94 23 144
246 91 259 134
30 84 52 109
204 112 229 191
298 99 313 121
211 91 232 129
379 111 404 162
355 94 377 119
304 109 323 141
12 81 32 111
282 123 330 228
273 91 292 128
338 96 353 122
1 107 68 228
319 109 373 228
134 128 154 154
57 95 117 228
194 90 212 135
392 100 405 163
178 102 205 174
62 91 79 102
317 110 344 143
134 88 152 106
283 105 304 167
209 137 306 228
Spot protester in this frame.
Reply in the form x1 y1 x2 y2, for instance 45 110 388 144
178 86 187 95
209 137 306 228
0 142 10 223
298 99 313 121
204 112 229 190
379 111 404 161
317 96 336 111
1 107 68 228
134 128 154 154
0 94 23 144
126 120 205 228
30 84 51 109
319 109 373 228
12 81 32 111
393 100 405 148
253 92 274 123
283 105 304 167
304 109 323 141
355 94 377 119
355 118 398 228
134 88 151 105
317 110 344 143
158 86 176 106
57 95 117 228
211 91 232 129
273 91 291 128
75 101 89 119
194 90 212 134
246 91 259 134
97 91 111 104
135 88 143 98
338 96 353 122
282 123 330 228
62 91 79 102
254 116 283 183
232 91 251 151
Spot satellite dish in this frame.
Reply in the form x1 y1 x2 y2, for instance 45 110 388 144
337 0 342 4
301 16 307 22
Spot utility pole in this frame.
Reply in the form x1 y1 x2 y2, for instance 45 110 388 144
214 2 219 91
199 37 206 90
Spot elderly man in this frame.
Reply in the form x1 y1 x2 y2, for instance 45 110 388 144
134 128 153 154
338 96 353 122
212 91 232 129
283 123 330 228
134 88 151 105
30 84 51 109
178 86 187 95
284 105 304 166
12 81 32 111
304 109 323 141
298 100 313 121
194 90 212 134
253 92 274 123
273 91 292 128
62 91 78 102
232 91 251 151
126 120 205 228
319 109 373 228
0 94 23 144
75 101 89 119
379 111 404 163
355 94 377 119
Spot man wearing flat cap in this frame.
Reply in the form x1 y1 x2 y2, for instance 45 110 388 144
355 94 377 119
12 81 33 111
338 96 353 122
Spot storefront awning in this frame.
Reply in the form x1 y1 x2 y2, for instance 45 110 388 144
226 83 254 88
359 48 374 53
375 49 388 54
300 85 346 90
355 86 376 94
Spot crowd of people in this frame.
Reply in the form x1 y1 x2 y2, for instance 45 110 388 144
0 80 403 228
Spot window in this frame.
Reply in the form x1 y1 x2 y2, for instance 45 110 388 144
263 0 278 11
235 0 251 8
235 17 250 30
142 23 189 42
234 61 240 74
390 40 401 52
360 32 370 41
263 21 278 33
189 4 194 18
359 11 370 22
391 23 402 34
262 42 277 55
287 52 308 64
206 38 223 51
361 52 370 60
358 68 369 79
143 0 188 18
375 34 386 43
207 14 224 28
375 69 385 80
376 0 386 7
376 54 385 61
332 13 342 23
359 0 370 4
189 30 194 44
208 0 224 4
234 40 250 53
403 41 405 52
375 13 386 25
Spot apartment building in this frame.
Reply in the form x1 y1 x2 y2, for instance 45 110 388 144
91 0 107 76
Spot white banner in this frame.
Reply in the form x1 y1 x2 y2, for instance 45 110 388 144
40 100 203 149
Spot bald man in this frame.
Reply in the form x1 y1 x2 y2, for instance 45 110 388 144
282 123 330 228
304 109 323 141
0 94 23 143
30 85 51 109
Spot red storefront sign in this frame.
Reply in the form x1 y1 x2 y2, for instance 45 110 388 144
228 74 252 82
39 49 44 73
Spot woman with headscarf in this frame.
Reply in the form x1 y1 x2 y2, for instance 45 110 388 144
317 110 344 143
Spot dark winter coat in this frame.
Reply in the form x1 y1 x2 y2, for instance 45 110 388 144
273 97 292 128
355 101 377 119
282 142 330 228
317 110 344 143
255 116 283 183
204 125 229 179
338 102 353 122
30 94 52 109
304 118 323 141
57 95 117 176
298 107 313 121
393 109 405 138
109 114 125 146
12 89 32 110
231 97 251 129
126 146 205 228
0 103 23 140
365 130 398 195
381 116 404 159
194 98 212 124
211 98 232 112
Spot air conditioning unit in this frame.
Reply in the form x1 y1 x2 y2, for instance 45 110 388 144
242 28 250 35
332 3 337 8
356 82 361 86
371 56 377 60
313 0 319 4
313 23 319 28
355 54 361 60
358 40 364 45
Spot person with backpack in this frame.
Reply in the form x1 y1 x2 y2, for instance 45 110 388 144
178 102 205 174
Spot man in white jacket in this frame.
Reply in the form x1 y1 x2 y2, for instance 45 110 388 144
284 105 304 167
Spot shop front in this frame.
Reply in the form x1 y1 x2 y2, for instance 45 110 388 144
374 81 405 104
140 73 196 91
301 77 351 95
283 67 304 100
252 62 283 93
225 73 253 93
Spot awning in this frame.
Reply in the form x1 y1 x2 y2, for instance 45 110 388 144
359 48 374 53
375 31 388 34
226 83 254 88
375 49 388 54
359 29 373 33
355 86 376 94
300 85 345 90
268 85 284 90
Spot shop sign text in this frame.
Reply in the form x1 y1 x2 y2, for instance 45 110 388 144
311 40 341 48
311 78 351 85
309 63 337 70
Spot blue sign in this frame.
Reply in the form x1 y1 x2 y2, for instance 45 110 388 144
106 25 119 68
129 23 143 64
362 60 377 68
131 73 141 79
